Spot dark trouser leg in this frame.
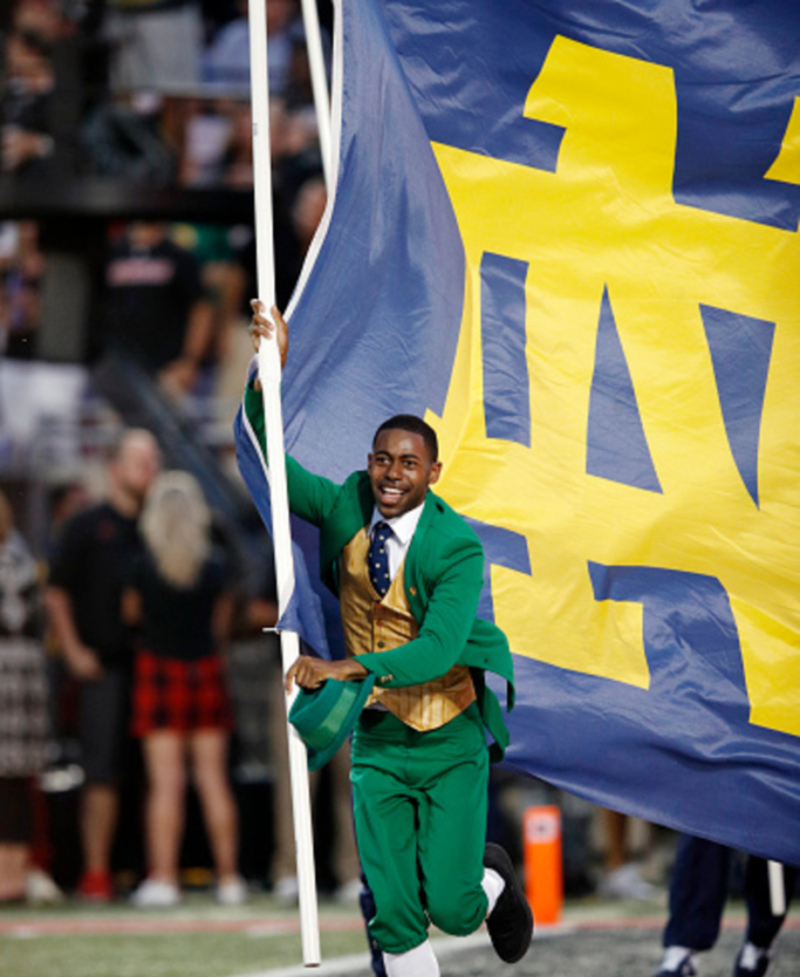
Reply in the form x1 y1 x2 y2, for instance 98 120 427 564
745 857 798 949
359 871 387 977
664 835 730 950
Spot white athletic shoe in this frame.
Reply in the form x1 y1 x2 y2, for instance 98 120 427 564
334 878 363 905
273 875 299 906
130 878 181 908
652 945 697 977
26 869 64 905
598 863 655 900
216 876 247 906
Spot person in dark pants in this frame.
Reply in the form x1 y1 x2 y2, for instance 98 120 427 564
653 834 797 977
45 429 161 901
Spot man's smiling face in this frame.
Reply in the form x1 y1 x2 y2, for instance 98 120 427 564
368 428 442 518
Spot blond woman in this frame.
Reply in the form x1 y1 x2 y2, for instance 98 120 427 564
124 472 243 907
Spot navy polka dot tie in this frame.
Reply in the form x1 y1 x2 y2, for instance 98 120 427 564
369 522 393 597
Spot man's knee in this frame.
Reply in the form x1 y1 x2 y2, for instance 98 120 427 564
368 892 428 953
426 890 484 937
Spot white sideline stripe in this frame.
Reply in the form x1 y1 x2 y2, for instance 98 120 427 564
224 932 491 977
225 920 574 977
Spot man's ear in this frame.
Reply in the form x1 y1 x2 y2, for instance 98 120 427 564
429 461 442 485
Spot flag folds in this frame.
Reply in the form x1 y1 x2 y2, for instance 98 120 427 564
241 0 800 865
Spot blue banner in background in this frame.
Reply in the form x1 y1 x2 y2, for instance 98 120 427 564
241 0 800 866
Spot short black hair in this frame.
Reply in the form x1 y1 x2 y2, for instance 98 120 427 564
373 414 438 462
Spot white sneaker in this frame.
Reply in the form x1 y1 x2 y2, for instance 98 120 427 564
273 875 299 906
216 876 247 906
735 941 773 977
334 878 363 905
130 878 181 908
653 946 697 977
26 869 64 905
598 863 655 900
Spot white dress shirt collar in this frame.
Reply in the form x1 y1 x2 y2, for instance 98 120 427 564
369 499 425 544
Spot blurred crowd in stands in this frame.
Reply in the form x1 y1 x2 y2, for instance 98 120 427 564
0 0 345 906
0 0 327 190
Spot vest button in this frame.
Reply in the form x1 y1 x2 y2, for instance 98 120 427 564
377 641 386 649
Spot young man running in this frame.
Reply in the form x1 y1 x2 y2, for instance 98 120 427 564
244 303 533 977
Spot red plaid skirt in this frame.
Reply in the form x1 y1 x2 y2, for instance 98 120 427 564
131 651 234 736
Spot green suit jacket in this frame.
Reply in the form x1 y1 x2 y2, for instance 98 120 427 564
244 386 515 759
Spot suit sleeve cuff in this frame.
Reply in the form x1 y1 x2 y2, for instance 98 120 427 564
353 653 399 687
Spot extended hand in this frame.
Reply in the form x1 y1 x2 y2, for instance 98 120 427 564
285 655 369 693
250 300 289 374
64 643 104 681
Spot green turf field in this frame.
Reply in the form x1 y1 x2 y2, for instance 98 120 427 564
0 894 370 977
5 890 784 977
0 928 367 977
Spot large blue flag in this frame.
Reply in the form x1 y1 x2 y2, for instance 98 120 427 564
240 0 800 866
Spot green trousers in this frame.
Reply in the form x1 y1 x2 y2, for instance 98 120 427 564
350 702 490 953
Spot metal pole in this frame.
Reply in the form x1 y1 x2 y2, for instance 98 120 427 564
247 0 321 966
299 0 333 190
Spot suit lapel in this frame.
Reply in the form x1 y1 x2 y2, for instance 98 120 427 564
404 490 441 618
319 472 375 592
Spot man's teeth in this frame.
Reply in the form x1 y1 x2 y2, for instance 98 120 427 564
383 488 402 497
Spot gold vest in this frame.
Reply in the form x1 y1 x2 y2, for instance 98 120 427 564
339 527 475 732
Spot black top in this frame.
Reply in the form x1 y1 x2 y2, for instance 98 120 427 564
129 550 228 661
49 502 142 665
105 237 204 372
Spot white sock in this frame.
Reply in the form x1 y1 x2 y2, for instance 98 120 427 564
661 946 694 971
482 867 506 917
383 940 440 977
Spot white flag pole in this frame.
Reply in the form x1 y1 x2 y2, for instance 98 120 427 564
768 861 786 917
298 0 333 190
247 0 321 966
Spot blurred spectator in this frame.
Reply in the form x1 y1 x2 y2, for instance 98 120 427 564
45 429 161 901
104 221 216 398
0 220 44 359
123 471 244 907
2 0 88 178
653 836 797 977
178 96 253 189
171 222 248 361
47 480 91 543
83 91 177 183
218 97 253 188
104 0 203 93
597 807 655 901
1 29 58 177
177 96 237 188
271 96 324 208
291 174 326 254
12 0 66 40
0 489 49 903
202 0 300 95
